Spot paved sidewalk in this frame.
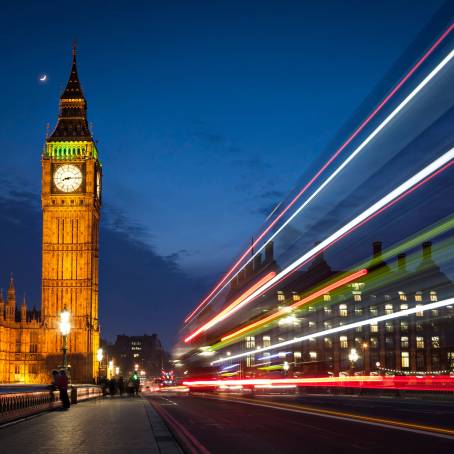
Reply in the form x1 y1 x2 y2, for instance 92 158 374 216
0 396 183 454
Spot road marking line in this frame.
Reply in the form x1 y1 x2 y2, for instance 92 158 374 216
198 394 454 440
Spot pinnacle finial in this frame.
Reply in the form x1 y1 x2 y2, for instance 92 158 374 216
72 41 77 58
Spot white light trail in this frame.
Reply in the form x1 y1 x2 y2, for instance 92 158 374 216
200 145 454 336
211 297 454 364
192 48 454 320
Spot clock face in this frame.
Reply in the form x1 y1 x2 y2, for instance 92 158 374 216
53 164 83 192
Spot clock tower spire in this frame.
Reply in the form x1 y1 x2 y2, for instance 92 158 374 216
42 47 102 383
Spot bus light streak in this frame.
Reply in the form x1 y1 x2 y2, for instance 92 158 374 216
211 297 454 364
182 375 454 392
221 269 368 342
184 38 454 325
197 146 454 346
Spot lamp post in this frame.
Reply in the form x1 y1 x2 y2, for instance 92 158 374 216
362 342 368 373
97 348 103 383
348 348 359 375
59 309 71 377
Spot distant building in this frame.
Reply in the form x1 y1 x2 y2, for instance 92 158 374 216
108 334 165 377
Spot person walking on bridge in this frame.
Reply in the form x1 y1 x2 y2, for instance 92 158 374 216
57 369 71 410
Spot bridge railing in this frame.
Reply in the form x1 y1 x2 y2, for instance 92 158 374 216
0 385 102 425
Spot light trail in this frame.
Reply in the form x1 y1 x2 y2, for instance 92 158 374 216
211 297 454 364
221 268 368 342
184 271 276 343
184 24 454 325
192 146 454 345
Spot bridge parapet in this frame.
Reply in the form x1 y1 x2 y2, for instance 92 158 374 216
0 385 102 425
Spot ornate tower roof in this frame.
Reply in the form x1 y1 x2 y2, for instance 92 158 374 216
47 45 93 142
8 273 15 302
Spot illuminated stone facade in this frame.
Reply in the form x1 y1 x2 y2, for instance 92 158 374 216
0 48 101 383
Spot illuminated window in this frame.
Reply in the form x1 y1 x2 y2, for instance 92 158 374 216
385 337 393 348
292 293 301 302
323 294 331 302
385 322 393 333
430 291 438 302
370 322 378 333
340 336 348 348
416 337 424 349
432 336 440 348
133 353 139 358
309 351 317 360
294 351 302 360
324 321 332 329
370 306 378 316
401 352 410 368
400 321 408 332
339 304 348 317
277 291 285 302
416 305 424 317
15 365 20 374
432 309 439 317
400 304 408 311
30 331 38 353
370 337 378 348
246 355 254 367
401 336 409 348
415 292 422 302
355 306 363 316
262 336 271 347
308 306 315 313
416 322 423 332
308 321 315 328
324 337 333 348
399 292 407 301
29 364 38 375
15 332 21 353
324 306 332 315
355 326 363 333
246 336 255 349
353 293 362 302
385 304 393 315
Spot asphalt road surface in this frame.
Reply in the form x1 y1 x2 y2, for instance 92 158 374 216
146 392 454 454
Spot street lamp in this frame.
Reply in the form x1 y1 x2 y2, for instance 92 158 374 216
348 348 359 375
362 342 368 373
59 309 71 377
97 348 103 383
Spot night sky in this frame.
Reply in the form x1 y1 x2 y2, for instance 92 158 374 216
0 0 446 347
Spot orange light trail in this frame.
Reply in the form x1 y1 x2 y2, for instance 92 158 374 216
221 268 368 342
184 271 276 343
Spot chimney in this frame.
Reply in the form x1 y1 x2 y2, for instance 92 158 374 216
253 253 262 272
397 253 406 271
422 241 432 261
265 241 274 263
373 241 382 258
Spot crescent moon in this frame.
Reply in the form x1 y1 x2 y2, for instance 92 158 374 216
39 74 47 82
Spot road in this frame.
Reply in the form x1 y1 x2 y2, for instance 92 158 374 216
146 392 454 454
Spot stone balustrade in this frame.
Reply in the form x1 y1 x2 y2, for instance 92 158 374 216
0 385 102 425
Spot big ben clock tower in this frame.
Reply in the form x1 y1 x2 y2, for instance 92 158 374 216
42 46 101 382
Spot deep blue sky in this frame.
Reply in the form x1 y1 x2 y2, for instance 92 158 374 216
0 0 446 347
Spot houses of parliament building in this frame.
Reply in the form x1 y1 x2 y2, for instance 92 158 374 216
0 48 101 384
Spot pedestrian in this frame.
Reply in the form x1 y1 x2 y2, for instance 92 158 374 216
127 377 135 397
118 376 125 396
58 369 71 410
50 369 59 391
109 377 117 396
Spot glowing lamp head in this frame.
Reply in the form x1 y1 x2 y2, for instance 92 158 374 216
97 348 103 362
59 309 71 336
348 348 359 363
